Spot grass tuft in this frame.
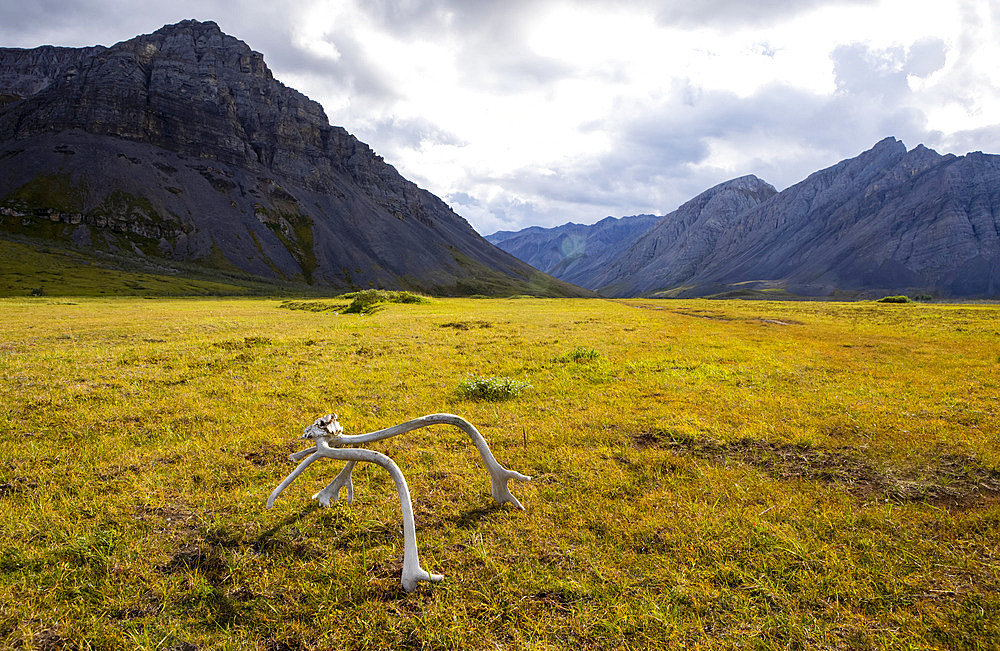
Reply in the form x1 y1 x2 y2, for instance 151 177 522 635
554 346 601 362
457 375 530 401
279 299 345 313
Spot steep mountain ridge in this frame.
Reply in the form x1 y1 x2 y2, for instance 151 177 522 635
491 138 999 298
680 138 998 297
0 45 106 102
591 175 778 295
0 20 588 296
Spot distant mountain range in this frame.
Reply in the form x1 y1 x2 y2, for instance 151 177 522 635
0 20 588 297
485 214 660 288
490 138 1000 298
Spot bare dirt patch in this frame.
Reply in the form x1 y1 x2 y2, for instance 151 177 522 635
158 541 229 578
32 628 76 651
134 503 201 537
634 432 1000 508
0 476 37 498
240 444 288 468
440 320 493 330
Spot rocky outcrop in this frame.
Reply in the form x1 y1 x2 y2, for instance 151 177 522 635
0 45 105 101
486 214 659 288
0 20 588 296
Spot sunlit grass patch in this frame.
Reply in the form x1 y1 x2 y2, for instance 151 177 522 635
1 296 998 648
278 299 346 313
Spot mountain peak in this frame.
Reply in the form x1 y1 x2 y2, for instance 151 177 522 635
714 174 777 197
139 19 256 62
156 18 222 33
874 135 902 147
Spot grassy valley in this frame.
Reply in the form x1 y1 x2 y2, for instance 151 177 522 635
0 295 998 648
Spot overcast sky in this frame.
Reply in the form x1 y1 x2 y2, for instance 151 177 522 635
2 1 998 234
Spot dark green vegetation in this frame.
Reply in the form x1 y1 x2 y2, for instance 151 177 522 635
0 238 290 297
340 290 429 314
278 291 429 316
0 235 585 299
457 375 532 402
1 297 998 649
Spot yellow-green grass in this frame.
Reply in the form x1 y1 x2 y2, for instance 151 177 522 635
0 297 998 649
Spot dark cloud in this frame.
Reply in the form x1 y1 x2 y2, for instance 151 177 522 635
447 191 480 206
352 0 881 34
355 0 539 39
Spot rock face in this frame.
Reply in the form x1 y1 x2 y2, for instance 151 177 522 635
656 138 1000 298
0 45 105 101
486 214 659 288
493 138 1000 298
0 20 587 296
590 175 778 295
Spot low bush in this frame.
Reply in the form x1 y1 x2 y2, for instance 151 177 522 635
457 375 530 401
877 295 912 303
341 289 428 314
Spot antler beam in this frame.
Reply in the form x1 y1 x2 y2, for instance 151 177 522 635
267 413 530 592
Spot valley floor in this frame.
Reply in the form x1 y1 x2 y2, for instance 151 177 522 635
0 297 997 649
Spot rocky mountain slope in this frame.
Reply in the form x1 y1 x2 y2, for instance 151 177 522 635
647 138 999 298
590 175 778 295
0 20 587 296
493 139 1000 298
485 214 659 288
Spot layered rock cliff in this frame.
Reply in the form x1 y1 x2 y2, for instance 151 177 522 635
0 45 105 101
0 20 587 296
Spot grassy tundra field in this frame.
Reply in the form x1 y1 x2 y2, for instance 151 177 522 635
1 296 998 649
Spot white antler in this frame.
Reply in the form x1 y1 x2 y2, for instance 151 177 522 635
267 413 531 592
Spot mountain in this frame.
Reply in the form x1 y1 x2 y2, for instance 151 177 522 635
493 139 1000 298
485 214 659 288
0 20 588 297
588 175 778 295
629 138 999 298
